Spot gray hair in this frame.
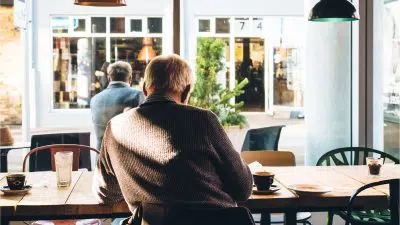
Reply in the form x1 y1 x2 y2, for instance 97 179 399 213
107 61 132 82
144 54 193 93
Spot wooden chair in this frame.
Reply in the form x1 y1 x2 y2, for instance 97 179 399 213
241 150 295 166
29 133 92 171
241 151 312 225
316 147 400 225
22 144 100 225
22 144 99 172
241 126 285 151
344 179 400 225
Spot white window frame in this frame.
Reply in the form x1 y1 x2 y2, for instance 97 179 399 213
50 15 166 111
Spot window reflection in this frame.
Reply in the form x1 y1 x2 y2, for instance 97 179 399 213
111 37 162 87
111 17 125 33
91 17 106 33
147 18 162 33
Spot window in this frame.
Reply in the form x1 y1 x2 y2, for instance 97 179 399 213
216 18 230 33
382 1 400 158
73 18 86 32
148 17 162 33
130 19 142 32
91 17 106 33
51 16 164 109
110 17 125 33
199 19 210 32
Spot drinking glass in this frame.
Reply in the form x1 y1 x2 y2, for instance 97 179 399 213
366 157 383 176
55 151 73 187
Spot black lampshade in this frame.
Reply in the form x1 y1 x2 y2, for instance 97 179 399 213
309 0 359 22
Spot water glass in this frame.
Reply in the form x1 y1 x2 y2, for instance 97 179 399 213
366 157 383 176
55 151 73 187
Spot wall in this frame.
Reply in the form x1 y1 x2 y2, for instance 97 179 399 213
0 6 23 125
31 0 173 129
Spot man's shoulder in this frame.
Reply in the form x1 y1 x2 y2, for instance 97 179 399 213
171 104 217 119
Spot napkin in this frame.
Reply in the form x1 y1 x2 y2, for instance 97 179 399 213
248 161 263 174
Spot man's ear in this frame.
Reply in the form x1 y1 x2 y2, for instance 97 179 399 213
143 82 148 96
181 85 191 104
128 77 132 86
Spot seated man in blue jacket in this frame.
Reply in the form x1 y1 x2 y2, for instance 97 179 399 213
90 61 145 150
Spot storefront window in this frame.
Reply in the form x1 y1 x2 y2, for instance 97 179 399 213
91 17 106 33
235 38 265 112
383 1 400 158
273 47 303 107
216 18 230 33
195 16 304 113
51 16 163 109
130 19 142 32
199 19 210 32
110 17 125 33
148 18 163 33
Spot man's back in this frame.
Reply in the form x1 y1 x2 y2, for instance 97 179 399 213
90 82 144 150
95 96 252 208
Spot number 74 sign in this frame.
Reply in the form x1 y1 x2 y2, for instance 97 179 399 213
234 18 264 35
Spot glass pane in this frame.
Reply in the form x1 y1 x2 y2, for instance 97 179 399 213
235 38 265 112
383 2 400 158
73 18 86 32
273 48 303 107
110 17 125 33
52 17 69 33
91 17 106 33
147 17 162 33
130 19 142 32
52 37 106 109
110 37 162 88
216 18 230 33
198 19 210 32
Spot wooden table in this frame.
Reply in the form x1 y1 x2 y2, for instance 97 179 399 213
0 142 31 172
0 166 398 225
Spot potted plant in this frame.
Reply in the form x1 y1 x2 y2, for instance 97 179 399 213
190 37 249 129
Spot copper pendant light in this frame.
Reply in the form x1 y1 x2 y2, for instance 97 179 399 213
74 0 126 7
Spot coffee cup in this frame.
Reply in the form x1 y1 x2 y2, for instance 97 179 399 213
6 174 26 190
253 171 275 191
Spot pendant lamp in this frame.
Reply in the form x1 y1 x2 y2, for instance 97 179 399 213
309 0 359 22
74 0 126 7
138 38 157 64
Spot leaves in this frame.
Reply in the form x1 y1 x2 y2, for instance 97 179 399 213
190 38 249 127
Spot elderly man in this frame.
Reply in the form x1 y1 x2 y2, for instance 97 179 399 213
90 61 145 150
93 55 253 224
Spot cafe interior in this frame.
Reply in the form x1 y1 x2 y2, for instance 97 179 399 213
0 0 400 225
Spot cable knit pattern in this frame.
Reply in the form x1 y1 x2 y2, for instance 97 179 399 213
93 95 253 212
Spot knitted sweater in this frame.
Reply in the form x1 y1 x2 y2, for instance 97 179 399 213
93 95 253 212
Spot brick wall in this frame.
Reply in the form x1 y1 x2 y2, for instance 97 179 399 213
0 6 23 125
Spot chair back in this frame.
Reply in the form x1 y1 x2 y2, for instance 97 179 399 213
241 151 296 166
346 179 400 225
166 206 255 225
316 147 400 166
29 133 91 171
241 126 285 151
22 144 99 172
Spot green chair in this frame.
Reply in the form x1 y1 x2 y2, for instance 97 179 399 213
344 179 399 225
316 147 400 225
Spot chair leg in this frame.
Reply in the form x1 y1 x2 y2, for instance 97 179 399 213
327 212 334 225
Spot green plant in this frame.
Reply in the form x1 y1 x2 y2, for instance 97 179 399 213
190 37 248 128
